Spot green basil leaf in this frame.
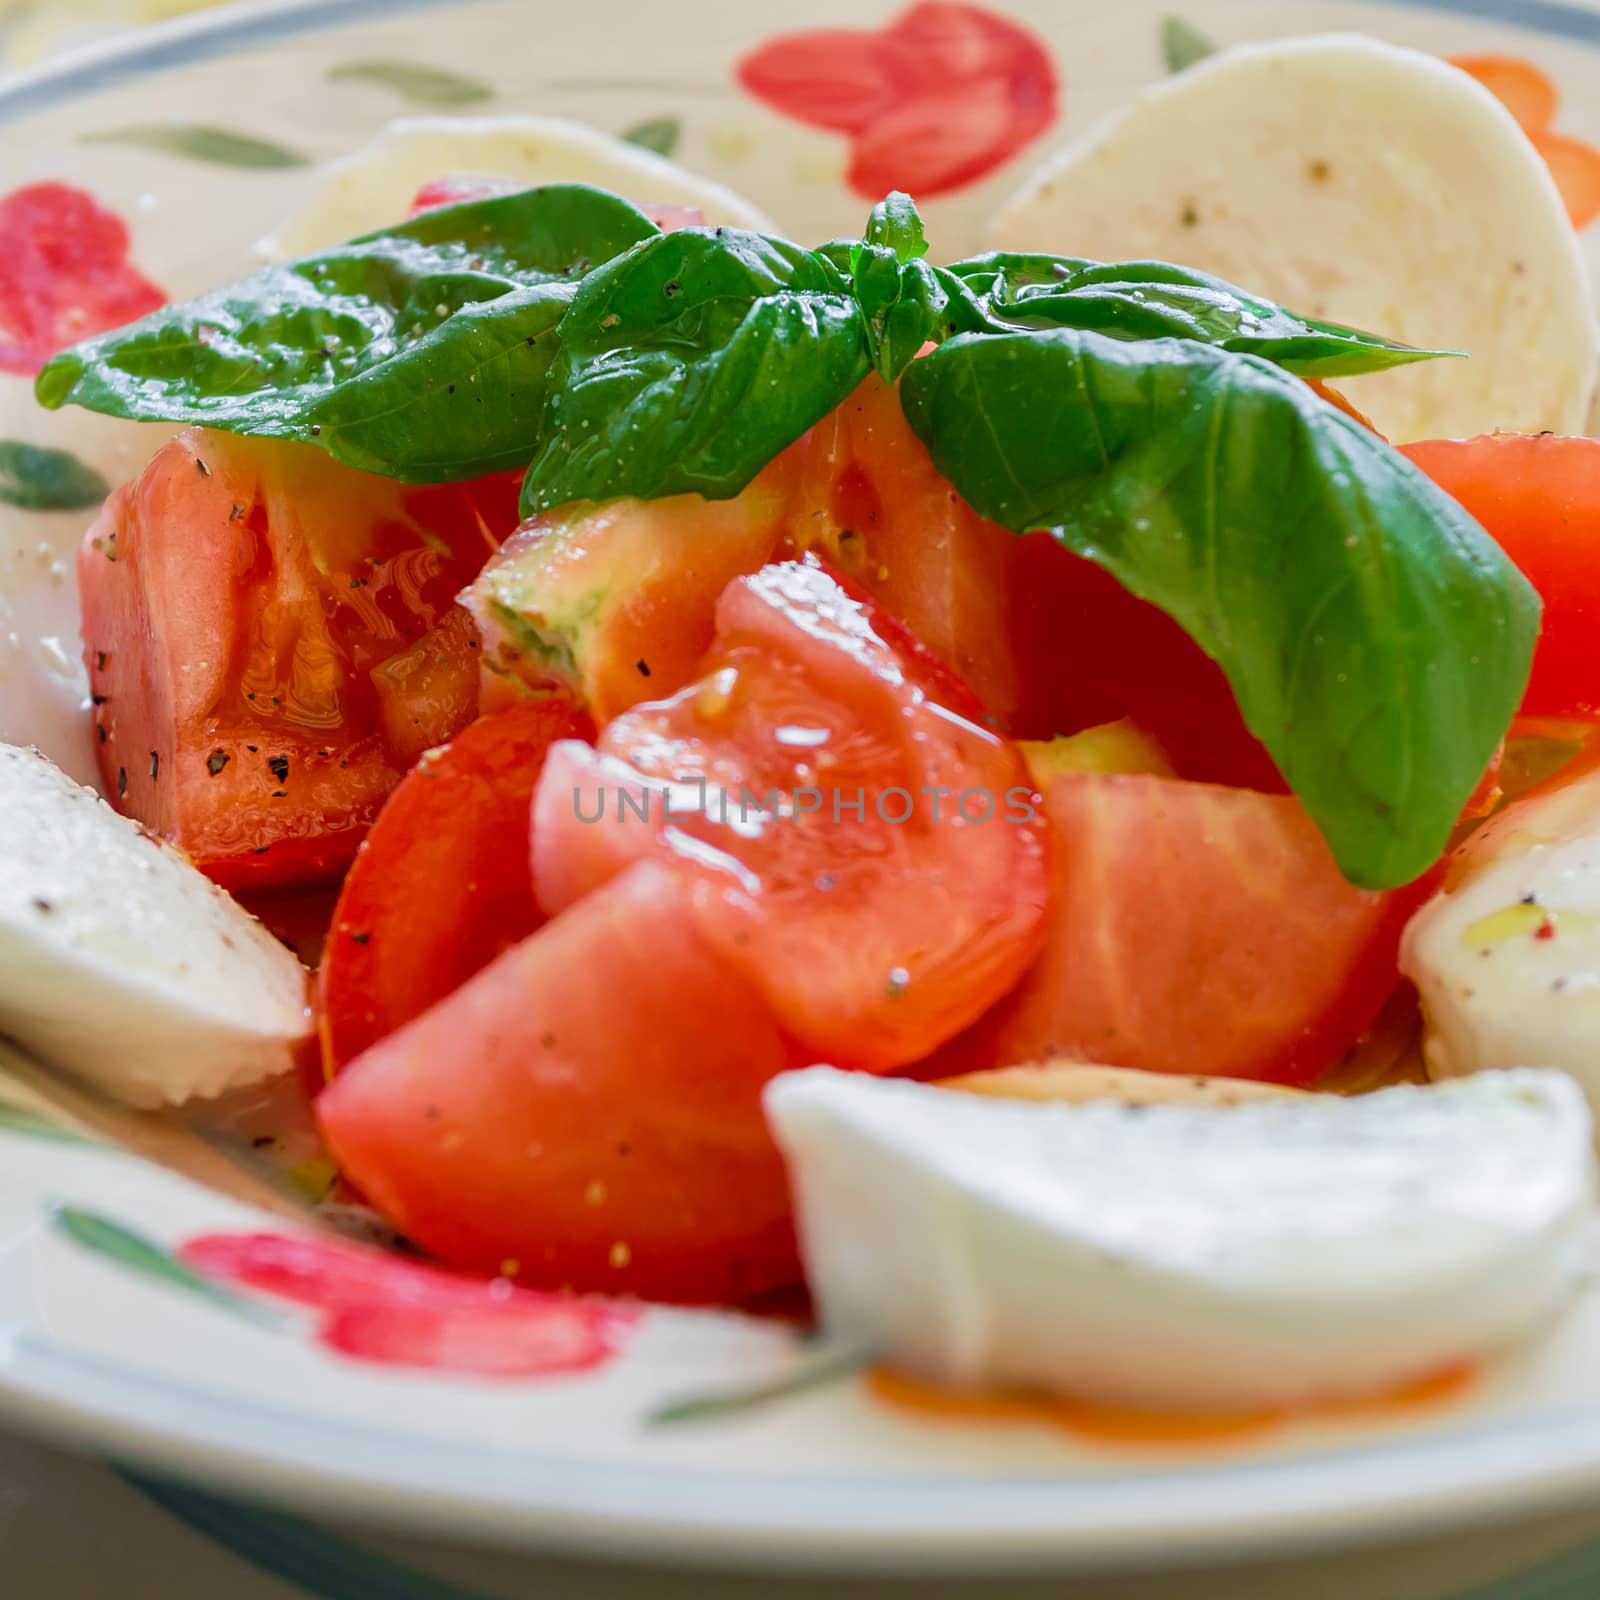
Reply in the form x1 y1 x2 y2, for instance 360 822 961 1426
36 185 661 482
899 331 1538 888
520 228 870 512
944 253 1456 378
0 441 110 511
863 191 928 264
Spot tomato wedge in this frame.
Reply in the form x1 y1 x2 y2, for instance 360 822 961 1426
317 698 591 1076
81 429 521 887
927 772 1435 1087
533 558 1050 1070
1401 434 1600 720
316 862 802 1303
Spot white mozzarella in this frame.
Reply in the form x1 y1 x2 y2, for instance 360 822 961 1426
766 1066 1595 1410
258 114 775 259
0 744 310 1107
982 36 1597 442
1403 766 1600 1108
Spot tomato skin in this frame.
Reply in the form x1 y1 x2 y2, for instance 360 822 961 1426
80 430 517 888
316 862 802 1303
533 559 1051 1070
318 698 591 1076
925 772 1435 1088
1400 435 1600 719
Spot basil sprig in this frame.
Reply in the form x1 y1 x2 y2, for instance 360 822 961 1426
519 229 869 513
34 188 1525 885
900 331 1536 888
35 184 661 481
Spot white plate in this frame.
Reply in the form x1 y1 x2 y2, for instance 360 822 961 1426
7 0 1600 1578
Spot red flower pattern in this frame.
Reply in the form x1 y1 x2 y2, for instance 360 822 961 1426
0 182 166 375
181 1231 638 1380
738 3 1058 199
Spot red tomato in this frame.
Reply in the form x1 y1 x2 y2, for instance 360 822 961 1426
926 772 1435 1088
1400 434 1600 719
789 371 1022 722
1005 531 1285 790
80 429 521 888
316 862 802 1302
318 697 591 1076
533 558 1050 1070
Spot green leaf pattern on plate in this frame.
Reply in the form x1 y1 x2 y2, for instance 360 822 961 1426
0 441 110 511
621 117 680 157
51 1206 285 1327
327 60 492 106
82 125 308 169
1162 15 1218 72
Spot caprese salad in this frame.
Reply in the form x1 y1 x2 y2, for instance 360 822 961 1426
10 33 1600 1417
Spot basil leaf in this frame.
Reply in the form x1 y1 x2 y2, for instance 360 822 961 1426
945 253 1455 378
899 330 1538 888
863 191 928 264
36 185 661 482
520 228 869 512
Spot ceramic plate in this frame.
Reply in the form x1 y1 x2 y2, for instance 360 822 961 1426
7 0 1600 1577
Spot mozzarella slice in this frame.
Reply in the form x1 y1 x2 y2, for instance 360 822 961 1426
982 35 1597 443
1403 767 1600 1110
0 744 310 1107
258 114 775 259
766 1066 1595 1410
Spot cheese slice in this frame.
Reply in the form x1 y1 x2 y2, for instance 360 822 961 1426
0 744 310 1107
259 114 775 258
982 35 1597 442
766 1065 1595 1410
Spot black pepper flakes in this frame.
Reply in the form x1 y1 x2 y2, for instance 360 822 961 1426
350 930 371 945
207 749 230 776
149 751 159 780
267 754 290 784
1180 202 1200 227
116 767 127 800
95 650 108 672
635 657 652 678
229 503 245 522
31 897 53 915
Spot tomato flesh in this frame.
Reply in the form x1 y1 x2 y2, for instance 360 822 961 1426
533 558 1050 1069
80 429 519 887
1401 434 1600 720
927 772 1433 1087
318 697 591 1076
316 862 802 1302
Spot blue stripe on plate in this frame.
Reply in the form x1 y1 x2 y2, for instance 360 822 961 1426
0 0 494 126
119 1467 500 1600
5 0 1600 129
